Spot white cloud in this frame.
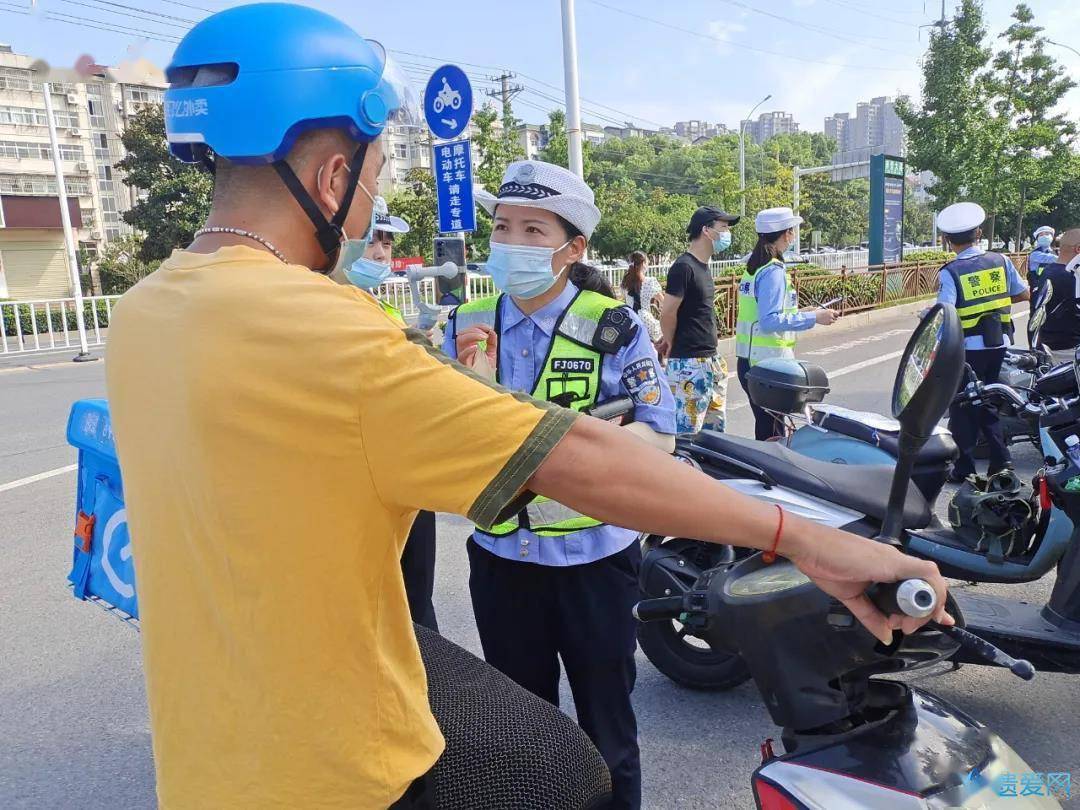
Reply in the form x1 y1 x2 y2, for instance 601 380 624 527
704 19 747 56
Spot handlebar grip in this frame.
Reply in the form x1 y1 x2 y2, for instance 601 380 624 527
584 396 635 422
867 580 937 619
632 596 685 622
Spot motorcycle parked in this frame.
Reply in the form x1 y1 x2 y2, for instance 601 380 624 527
638 306 1080 689
634 309 1063 807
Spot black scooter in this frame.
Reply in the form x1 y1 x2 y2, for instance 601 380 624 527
634 308 1064 808
638 306 1080 690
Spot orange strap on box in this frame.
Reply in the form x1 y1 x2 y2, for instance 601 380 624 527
74 511 96 553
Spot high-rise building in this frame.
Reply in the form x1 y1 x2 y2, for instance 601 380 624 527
0 44 166 298
739 111 799 145
824 112 853 152
825 96 908 180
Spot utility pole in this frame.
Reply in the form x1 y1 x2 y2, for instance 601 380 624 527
560 0 584 179
42 82 94 362
485 72 524 134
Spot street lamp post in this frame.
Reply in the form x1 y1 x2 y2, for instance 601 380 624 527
1047 39 1080 59
739 94 771 217
560 0 585 179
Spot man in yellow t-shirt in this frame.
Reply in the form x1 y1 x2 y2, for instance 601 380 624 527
106 6 953 808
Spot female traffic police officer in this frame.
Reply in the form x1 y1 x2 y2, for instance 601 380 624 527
333 197 440 632
734 207 837 440
936 202 1029 481
443 160 676 810
1027 225 1058 303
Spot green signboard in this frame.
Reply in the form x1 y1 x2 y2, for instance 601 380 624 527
869 153 906 266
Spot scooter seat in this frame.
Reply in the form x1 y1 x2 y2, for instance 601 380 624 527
691 431 933 529
810 405 958 466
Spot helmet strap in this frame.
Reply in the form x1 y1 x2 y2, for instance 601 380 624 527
272 142 369 272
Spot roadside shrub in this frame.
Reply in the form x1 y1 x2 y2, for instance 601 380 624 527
1 300 112 339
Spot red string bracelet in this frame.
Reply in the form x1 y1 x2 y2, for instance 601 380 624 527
763 504 784 564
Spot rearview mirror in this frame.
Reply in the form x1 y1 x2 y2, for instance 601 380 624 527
892 304 965 440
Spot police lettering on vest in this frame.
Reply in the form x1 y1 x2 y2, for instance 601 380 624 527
944 252 1014 347
735 259 798 365
450 289 637 537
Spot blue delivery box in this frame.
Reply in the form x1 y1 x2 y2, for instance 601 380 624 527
66 399 139 619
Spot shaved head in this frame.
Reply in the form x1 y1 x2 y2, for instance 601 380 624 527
1058 228 1080 266
212 128 360 206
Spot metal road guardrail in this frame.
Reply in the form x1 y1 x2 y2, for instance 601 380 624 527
1 253 1029 357
1 295 119 357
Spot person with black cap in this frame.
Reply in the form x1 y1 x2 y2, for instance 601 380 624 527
935 202 1029 482
660 205 740 434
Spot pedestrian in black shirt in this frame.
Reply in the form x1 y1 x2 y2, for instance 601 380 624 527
660 206 739 434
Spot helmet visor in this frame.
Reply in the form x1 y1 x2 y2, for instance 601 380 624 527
367 40 423 130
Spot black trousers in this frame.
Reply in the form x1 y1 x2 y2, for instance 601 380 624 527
950 348 1011 477
467 538 642 810
737 357 781 441
402 510 438 632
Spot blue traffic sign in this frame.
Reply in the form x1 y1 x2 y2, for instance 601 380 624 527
433 138 476 233
423 65 473 140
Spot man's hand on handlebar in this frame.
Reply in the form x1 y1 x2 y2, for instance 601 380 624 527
785 537 954 644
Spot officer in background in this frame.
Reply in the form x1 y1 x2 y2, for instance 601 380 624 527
936 202 1030 482
1027 225 1058 301
735 207 837 439
1034 228 1080 364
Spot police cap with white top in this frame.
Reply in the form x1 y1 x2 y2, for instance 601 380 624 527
1033 225 1055 239
372 195 410 235
936 202 986 236
754 207 803 234
475 160 602 240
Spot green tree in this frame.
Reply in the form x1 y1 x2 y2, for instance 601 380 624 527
468 104 525 251
976 3 1076 243
115 105 212 261
903 190 936 245
1039 161 1080 234
92 234 161 294
540 109 569 168
897 0 991 209
386 169 438 263
802 176 869 248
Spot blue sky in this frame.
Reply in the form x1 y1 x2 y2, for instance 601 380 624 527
2 0 1078 133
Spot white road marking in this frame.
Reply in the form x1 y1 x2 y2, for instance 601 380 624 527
727 307 1030 412
0 464 78 494
802 329 910 357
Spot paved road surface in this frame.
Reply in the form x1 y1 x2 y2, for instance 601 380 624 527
2 307 1078 809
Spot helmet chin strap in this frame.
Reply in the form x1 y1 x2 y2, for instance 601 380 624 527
272 142 368 273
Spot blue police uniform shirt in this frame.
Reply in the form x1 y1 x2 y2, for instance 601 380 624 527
754 262 817 334
444 280 676 565
1028 248 1058 282
937 246 1027 351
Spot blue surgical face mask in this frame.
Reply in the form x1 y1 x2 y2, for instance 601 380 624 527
328 171 378 279
712 230 732 253
344 255 391 290
486 240 572 299
1036 235 1053 249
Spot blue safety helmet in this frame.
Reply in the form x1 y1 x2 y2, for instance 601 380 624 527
164 3 420 261
165 3 419 164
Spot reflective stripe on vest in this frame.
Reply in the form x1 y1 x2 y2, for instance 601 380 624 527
944 253 1014 339
380 300 406 327
456 290 627 537
735 260 797 365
